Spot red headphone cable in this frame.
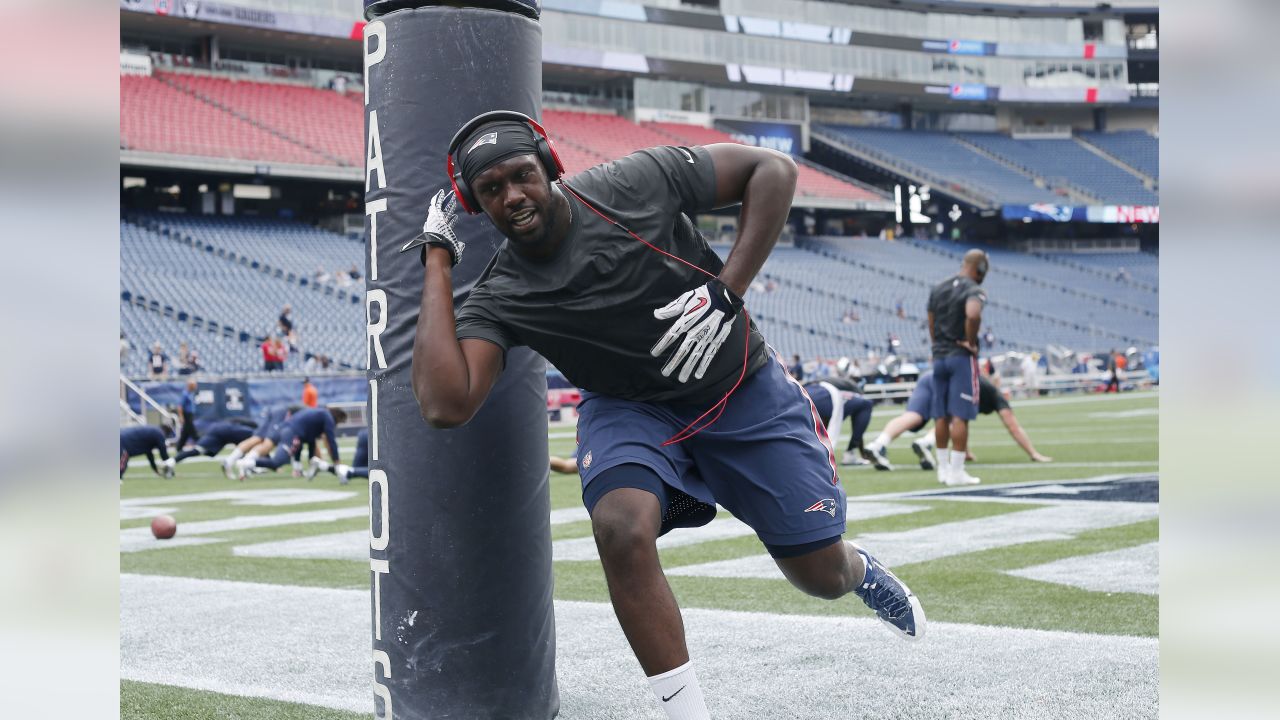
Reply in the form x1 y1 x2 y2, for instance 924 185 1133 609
560 183 751 446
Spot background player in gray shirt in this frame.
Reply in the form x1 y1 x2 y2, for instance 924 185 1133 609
926 249 989 486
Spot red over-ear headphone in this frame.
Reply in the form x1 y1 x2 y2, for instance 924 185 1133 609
446 110 566 215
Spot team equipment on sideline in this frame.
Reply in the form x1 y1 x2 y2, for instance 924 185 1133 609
854 549 926 641
401 189 464 266
651 279 743 383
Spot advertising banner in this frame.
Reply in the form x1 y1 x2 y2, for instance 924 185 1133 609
716 118 805 155
1003 204 1159 223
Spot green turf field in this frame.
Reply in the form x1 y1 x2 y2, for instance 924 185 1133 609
120 390 1158 719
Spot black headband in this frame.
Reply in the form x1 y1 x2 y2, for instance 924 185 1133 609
456 121 541 190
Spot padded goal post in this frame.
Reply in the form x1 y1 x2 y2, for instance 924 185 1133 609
363 2 558 718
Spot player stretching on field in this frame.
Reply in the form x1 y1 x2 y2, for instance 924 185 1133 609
235 406 345 480
221 405 296 479
120 425 174 480
307 428 369 485
863 373 1053 471
173 418 258 464
927 249 989 486
405 111 923 720
803 380 878 469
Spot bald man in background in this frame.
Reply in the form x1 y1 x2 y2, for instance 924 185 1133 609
926 249 988 486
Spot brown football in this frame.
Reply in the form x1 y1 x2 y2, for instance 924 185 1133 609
151 515 177 540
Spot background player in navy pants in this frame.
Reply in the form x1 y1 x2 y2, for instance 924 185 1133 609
927 249 989 486
804 380 877 469
307 427 368 485
238 406 345 479
221 405 296 479
864 374 1053 470
174 418 257 464
405 111 924 720
120 425 174 480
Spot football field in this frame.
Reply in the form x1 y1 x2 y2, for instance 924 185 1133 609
120 391 1158 719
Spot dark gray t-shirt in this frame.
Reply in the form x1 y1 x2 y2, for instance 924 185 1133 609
927 274 987 358
455 145 769 405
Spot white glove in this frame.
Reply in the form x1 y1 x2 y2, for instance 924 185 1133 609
400 189 464 266
650 279 744 383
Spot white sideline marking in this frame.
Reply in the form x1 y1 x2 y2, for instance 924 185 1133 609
549 506 590 525
120 505 179 521
555 517 754 562
120 574 1157 719
668 502 1156 579
1007 542 1159 595
120 507 367 553
1090 408 1160 418
121 489 357 508
554 501 924 562
233 530 368 562
229 502 926 564
931 460 1156 470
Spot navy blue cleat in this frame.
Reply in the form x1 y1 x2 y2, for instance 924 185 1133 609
853 550 925 641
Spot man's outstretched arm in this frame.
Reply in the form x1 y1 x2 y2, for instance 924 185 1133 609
704 143 798 297
411 246 504 428
997 408 1052 462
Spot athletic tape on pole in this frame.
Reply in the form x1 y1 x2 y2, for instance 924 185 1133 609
363 5 557 719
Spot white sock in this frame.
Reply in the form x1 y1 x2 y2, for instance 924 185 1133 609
950 451 966 474
226 448 243 464
917 433 936 450
335 464 350 479
647 660 711 720
245 450 259 462
291 460 303 473
936 448 951 480
870 432 891 451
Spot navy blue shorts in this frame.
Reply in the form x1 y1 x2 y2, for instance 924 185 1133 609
931 356 980 421
905 374 933 432
264 427 303 469
353 430 369 469
576 356 845 548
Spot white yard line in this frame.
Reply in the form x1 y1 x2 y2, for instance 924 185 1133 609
120 507 367 553
668 501 1156 579
120 574 1157 719
1007 542 1159 595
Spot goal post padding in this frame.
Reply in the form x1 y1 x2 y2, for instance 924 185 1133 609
363 3 558 718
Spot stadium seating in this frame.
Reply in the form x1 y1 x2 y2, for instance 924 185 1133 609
958 133 1158 205
120 74 331 165
120 216 364 377
640 120 886 205
1078 130 1159 180
814 125 1160 207
797 237 1157 351
162 73 363 167
815 125 1065 206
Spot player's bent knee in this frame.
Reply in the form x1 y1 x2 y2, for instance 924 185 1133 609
773 538 854 600
591 491 661 561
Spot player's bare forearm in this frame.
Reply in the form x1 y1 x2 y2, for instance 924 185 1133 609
411 248 501 428
706 145 798 297
964 315 981 350
999 409 1038 458
927 311 935 344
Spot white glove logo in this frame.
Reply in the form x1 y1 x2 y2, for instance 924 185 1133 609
651 281 740 383
400 189 465 266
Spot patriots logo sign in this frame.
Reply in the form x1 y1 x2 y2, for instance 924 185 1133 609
804 498 838 517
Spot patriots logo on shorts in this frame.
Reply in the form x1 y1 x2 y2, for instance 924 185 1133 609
582 451 592 469
804 498 838 517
